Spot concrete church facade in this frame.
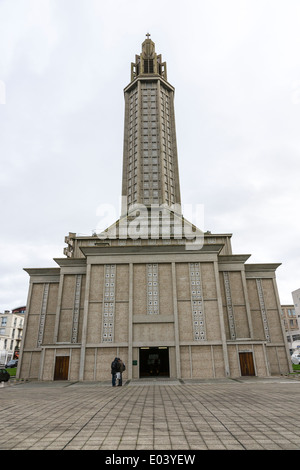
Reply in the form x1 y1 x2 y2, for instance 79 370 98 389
18 36 291 382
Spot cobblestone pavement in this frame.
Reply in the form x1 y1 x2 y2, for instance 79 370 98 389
1 376 300 451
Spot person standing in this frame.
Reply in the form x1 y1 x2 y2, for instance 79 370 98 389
111 357 118 386
116 358 126 386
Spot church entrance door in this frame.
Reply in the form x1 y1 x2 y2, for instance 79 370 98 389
54 356 69 380
139 347 170 377
239 352 255 376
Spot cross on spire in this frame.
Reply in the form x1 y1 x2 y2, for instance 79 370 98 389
146 32 151 39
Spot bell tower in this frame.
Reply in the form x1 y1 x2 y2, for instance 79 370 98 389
121 34 181 215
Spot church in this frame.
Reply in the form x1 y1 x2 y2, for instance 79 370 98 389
17 36 291 382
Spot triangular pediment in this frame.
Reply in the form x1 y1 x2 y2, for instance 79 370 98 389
95 205 204 246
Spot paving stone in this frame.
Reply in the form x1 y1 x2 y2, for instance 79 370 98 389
1 377 300 451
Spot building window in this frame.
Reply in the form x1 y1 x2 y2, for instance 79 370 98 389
143 62 154 73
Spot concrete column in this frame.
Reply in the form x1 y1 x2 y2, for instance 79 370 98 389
79 263 91 381
213 261 230 377
38 347 45 381
272 277 293 373
171 262 181 379
128 263 133 379
16 281 33 380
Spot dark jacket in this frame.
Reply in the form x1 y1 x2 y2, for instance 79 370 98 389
116 360 126 373
111 358 118 374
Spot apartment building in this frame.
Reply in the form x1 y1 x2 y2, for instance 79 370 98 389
0 308 25 365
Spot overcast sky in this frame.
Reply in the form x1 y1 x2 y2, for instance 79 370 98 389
0 0 299 310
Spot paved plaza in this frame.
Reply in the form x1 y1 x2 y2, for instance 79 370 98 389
1 376 300 451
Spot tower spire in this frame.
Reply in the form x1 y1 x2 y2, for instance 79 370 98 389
130 34 167 81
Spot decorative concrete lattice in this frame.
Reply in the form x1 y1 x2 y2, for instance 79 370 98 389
102 265 116 342
160 86 175 206
147 263 159 314
223 271 236 340
256 278 270 342
71 274 82 343
189 263 206 341
127 87 138 207
37 283 49 347
141 82 160 206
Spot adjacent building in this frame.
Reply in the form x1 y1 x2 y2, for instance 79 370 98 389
287 288 300 352
17 36 291 382
0 308 25 365
281 304 299 353
292 288 300 322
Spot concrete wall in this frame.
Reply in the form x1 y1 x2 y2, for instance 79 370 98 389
18 253 291 381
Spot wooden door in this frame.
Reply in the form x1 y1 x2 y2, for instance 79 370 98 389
239 352 255 376
54 356 69 380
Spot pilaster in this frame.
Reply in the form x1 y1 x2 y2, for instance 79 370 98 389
79 263 91 381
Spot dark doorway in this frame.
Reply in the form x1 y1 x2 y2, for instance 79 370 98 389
54 356 69 380
239 352 255 376
139 347 169 377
